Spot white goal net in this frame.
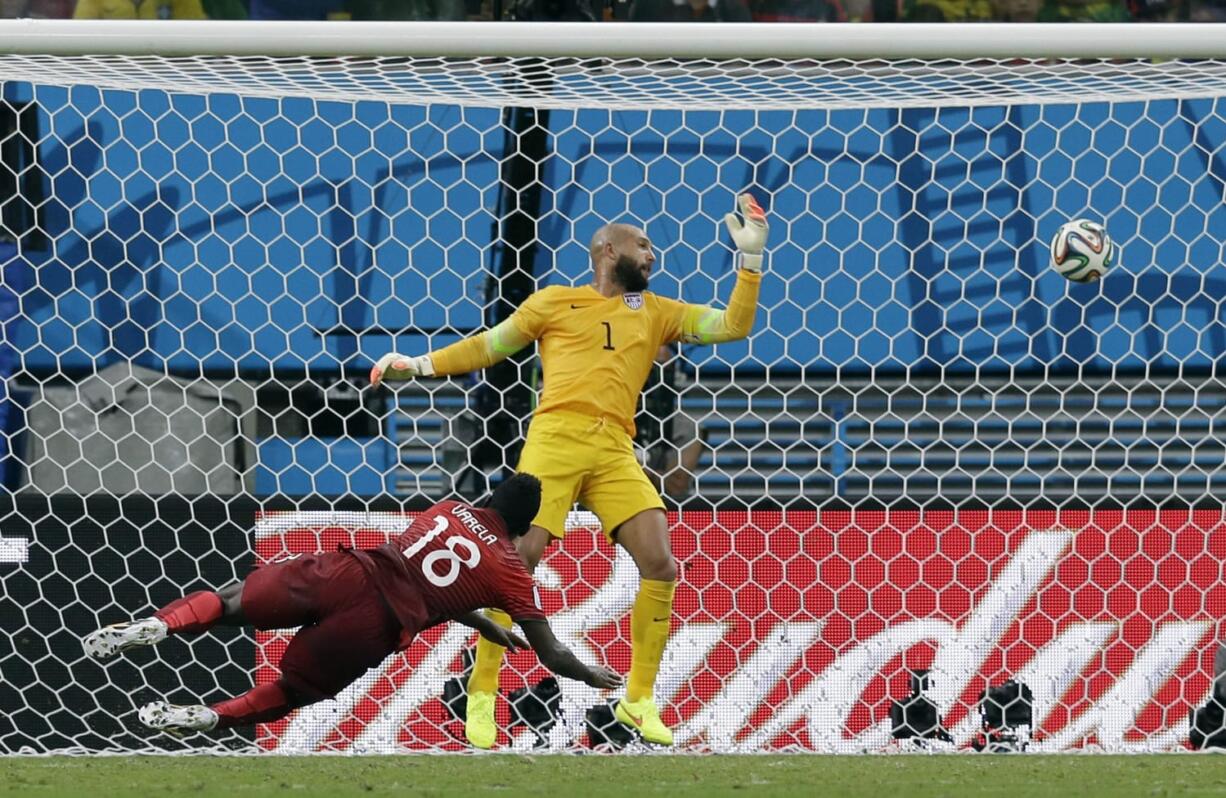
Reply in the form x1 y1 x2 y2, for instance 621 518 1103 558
1 21 1225 754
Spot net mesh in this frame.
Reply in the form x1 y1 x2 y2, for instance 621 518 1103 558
0 50 1224 754
3 54 1226 109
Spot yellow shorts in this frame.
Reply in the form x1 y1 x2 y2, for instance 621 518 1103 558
516 410 665 540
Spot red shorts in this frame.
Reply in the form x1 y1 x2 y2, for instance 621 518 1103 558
241 551 403 701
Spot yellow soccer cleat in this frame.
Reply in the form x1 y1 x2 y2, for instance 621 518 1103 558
614 697 674 746
465 690 497 750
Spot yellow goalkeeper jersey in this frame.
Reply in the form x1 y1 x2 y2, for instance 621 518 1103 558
510 286 687 436
428 269 761 437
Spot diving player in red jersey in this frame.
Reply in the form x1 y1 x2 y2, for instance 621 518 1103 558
82 474 621 734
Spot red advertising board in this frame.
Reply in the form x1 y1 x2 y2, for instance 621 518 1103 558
252 509 1225 752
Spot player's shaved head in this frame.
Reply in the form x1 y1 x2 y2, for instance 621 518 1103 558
590 222 654 293
589 223 642 263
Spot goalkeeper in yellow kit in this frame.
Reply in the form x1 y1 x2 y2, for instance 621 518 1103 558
370 192 768 747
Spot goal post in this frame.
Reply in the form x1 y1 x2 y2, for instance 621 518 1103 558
5 20 1226 59
1 22 1225 754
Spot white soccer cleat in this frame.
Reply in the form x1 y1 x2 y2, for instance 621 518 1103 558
138 701 219 736
82 618 168 660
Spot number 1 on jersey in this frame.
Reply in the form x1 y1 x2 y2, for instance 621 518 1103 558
601 321 615 351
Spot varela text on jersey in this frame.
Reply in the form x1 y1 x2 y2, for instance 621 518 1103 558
450 503 498 545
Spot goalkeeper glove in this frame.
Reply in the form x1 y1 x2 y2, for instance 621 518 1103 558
370 352 434 388
724 192 769 273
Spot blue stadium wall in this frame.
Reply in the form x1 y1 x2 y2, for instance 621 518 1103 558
4 85 1226 378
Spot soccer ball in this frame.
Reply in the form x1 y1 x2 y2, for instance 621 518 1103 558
1049 219 1114 283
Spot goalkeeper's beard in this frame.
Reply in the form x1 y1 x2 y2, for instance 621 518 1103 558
612 255 649 293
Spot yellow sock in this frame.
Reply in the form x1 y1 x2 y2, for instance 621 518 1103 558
627 579 676 703
467 608 512 695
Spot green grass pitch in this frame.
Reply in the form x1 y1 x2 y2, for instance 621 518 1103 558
4 755 1226 798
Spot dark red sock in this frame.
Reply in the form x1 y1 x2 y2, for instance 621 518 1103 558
210 681 300 729
154 590 223 634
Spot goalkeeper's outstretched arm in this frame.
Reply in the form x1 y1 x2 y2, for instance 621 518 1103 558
677 269 762 345
371 191 768 385
370 315 535 386
675 192 769 346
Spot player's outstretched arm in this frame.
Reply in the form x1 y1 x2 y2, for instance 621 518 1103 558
674 192 769 346
724 191 769 274
370 317 535 387
457 611 529 651
520 619 623 689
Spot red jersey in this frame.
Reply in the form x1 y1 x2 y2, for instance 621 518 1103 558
348 500 545 642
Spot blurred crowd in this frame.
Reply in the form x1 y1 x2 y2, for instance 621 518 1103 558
2 0 1224 22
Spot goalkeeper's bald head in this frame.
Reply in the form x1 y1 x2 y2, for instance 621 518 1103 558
589 222 641 263
590 222 654 292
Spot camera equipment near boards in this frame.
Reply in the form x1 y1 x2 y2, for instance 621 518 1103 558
971 678 1033 752
1189 643 1226 750
890 670 952 742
